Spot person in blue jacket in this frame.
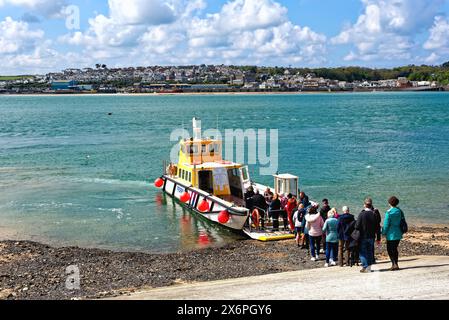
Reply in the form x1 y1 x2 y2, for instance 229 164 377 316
382 196 404 271
337 206 355 267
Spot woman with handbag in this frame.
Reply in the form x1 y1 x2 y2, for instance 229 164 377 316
382 196 406 271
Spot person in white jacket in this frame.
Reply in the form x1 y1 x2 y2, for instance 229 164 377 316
305 206 324 261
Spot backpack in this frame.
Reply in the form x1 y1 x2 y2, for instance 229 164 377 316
399 209 408 234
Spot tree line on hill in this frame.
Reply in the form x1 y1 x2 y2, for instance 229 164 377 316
236 62 449 85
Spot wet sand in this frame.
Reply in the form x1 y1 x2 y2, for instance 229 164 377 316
1 225 448 300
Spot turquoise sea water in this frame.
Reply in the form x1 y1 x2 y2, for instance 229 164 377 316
0 93 448 253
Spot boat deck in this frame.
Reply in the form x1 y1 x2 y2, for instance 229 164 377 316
219 195 245 207
163 175 295 241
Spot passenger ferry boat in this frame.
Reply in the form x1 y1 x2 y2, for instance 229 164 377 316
154 118 298 241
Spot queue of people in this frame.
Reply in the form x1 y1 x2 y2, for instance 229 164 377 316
299 195 406 273
244 187 407 273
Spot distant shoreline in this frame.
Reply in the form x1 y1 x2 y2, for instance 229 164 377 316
1 90 448 98
0 92 346 97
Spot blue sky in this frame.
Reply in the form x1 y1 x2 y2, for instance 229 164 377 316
1 0 449 74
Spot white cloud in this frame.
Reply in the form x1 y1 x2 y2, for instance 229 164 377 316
0 16 44 54
0 0 66 17
203 0 287 32
0 16 77 73
424 16 449 50
139 25 185 55
60 0 183 54
61 0 327 67
332 0 445 62
108 0 176 25
424 52 440 64
421 15 449 65
81 14 145 47
143 0 327 65
0 16 97 75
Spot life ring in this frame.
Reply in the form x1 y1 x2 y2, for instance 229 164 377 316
251 208 260 229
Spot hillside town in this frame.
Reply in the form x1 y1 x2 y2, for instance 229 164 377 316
0 65 447 94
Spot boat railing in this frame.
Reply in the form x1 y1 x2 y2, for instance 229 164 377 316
248 207 289 233
249 206 267 233
163 175 248 216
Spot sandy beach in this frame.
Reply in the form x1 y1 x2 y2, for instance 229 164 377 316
0 225 448 300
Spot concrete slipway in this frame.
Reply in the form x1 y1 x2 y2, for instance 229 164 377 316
112 256 449 300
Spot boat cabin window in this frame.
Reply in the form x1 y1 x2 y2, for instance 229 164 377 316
274 176 298 197
277 179 283 193
241 167 249 181
177 168 191 183
209 143 220 154
201 144 207 154
187 145 199 155
289 179 297 195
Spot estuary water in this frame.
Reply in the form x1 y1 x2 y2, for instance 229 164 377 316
0 92 448 253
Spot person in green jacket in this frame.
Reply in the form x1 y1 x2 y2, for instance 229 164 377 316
322 209 339 267
382 196 404 271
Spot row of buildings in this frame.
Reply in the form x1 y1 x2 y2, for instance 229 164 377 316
0 65 445 94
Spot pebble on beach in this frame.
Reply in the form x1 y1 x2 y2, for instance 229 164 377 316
0 225 448 300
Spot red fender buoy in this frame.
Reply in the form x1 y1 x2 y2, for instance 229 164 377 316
198 199 210 212
180 191 191 203
154 178 164 188
218 210 230 224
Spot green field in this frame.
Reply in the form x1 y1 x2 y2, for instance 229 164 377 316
0 75 33 81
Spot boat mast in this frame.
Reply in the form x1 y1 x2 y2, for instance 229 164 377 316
193 117 202 140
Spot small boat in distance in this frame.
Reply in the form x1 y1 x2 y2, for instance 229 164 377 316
154 118 298 241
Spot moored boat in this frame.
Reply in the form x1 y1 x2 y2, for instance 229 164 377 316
154 118 299 240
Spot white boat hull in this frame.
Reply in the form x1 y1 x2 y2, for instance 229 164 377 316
162 175 250 231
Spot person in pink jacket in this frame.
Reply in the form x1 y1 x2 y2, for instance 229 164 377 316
305 205 325 261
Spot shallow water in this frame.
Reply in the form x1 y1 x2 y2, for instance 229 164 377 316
0 93 448 252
